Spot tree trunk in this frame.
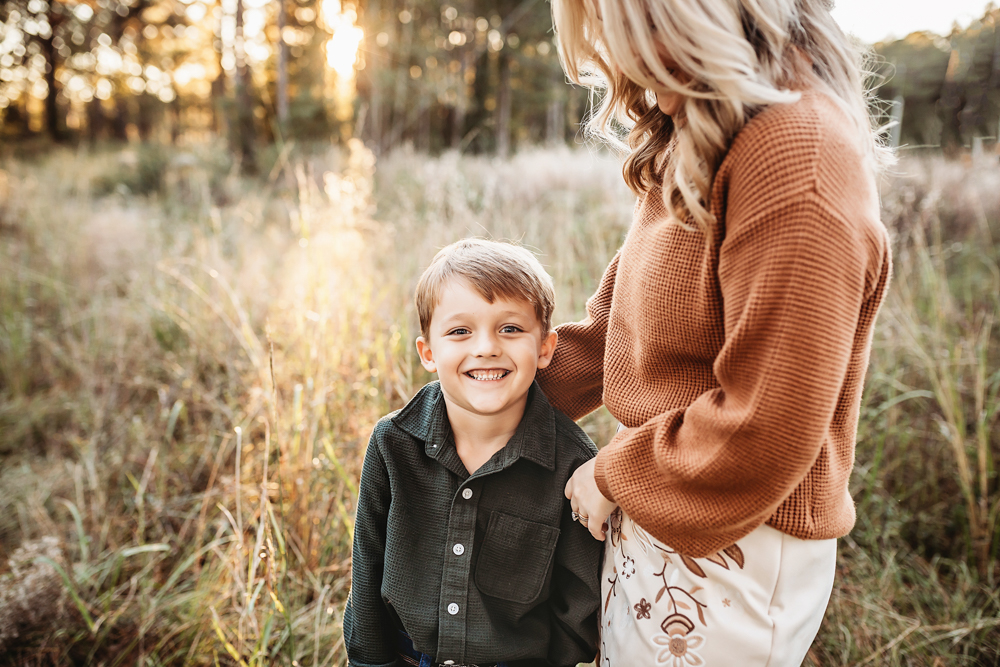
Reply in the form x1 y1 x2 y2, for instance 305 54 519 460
388 2 413 149
451 51 471 150
364 72 382 149
545 97 564 146
356 0 380 147
419 90 431 151
275 0 288 132
113 96 130 141
137 94 154 140
888 95 904 149
40 29 61 142
233 0 257 172
466 49 490 153
170 97 181 144
496 51 511 158
87 97 106 140
939 49 964 156
451 103 466 150
211 1 226 137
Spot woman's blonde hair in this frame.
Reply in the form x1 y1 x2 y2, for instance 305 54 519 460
552 0 891 232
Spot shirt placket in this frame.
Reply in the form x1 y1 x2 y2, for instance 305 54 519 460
435 477 480 663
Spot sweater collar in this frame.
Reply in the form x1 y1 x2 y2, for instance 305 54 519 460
391 380 557 472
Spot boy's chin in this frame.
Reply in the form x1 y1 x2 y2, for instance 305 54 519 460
460 391 530 417
465 397 517 416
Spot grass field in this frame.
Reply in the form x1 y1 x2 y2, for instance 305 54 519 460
0 141 997 666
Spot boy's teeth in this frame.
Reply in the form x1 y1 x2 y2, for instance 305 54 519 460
468 370 508 381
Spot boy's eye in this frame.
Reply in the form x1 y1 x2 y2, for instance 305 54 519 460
447 327 471 336
499 325 523 334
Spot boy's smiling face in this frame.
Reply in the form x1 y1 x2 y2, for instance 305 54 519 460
416 278 557 424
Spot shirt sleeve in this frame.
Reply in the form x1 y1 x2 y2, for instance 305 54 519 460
344 427 400 667
593 190 881 557
546 457 603 666
535 250 620 421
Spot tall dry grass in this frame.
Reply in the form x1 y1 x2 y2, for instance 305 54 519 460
0 142 997 666
0 140 400 665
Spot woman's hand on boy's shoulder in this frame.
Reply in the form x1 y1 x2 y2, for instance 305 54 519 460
565 458 618 541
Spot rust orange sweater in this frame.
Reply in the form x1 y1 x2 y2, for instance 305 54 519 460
537 91 891 558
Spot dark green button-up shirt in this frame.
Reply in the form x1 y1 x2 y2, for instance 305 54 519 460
343 381 601 667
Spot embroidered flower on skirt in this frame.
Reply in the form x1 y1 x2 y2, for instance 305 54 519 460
653 614 704 666
653 630 705 666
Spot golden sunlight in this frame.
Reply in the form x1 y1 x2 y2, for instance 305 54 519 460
321 0 364 78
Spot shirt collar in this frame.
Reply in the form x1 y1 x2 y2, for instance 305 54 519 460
391 381 557 472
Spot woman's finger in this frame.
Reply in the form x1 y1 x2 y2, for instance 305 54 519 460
564 458 617 541
588 512 608 541
565 459 592 501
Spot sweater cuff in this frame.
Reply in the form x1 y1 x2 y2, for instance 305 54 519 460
594 449 615 503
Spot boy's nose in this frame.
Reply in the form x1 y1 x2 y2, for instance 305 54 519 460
472 332 502 357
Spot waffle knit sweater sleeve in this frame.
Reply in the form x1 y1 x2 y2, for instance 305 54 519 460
537 92 891 558
540 250 620 418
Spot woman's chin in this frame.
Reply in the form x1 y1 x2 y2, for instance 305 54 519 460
655 93 682 116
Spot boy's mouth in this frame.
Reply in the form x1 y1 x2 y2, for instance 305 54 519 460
465 369 511 381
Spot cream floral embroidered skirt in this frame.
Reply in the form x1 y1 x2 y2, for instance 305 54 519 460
600 510 836 667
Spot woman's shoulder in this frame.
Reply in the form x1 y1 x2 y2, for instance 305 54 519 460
719 90 879 227
733 89 859 153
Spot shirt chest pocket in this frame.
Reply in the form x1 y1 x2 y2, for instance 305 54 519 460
474 511 560 604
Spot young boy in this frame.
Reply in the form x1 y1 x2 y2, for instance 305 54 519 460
344 239 602 667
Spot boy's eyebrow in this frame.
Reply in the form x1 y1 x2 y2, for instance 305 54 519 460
437 309 535 323
495 309 534 318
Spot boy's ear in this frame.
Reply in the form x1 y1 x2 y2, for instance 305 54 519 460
415 336 437 373
536 330 558 369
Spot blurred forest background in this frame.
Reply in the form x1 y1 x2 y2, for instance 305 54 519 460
0 0 586 158
3 0 1000 155
1 0 1000 666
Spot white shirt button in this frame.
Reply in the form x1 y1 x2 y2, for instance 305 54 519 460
462 488 473 500
452 543 465 556
444 662 455 665
447 602 459 615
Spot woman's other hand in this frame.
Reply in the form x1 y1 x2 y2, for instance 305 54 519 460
565 458 618 541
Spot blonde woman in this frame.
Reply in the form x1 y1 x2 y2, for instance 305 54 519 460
536 0 892 664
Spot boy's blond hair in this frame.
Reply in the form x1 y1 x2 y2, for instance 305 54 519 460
415 239 555 339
